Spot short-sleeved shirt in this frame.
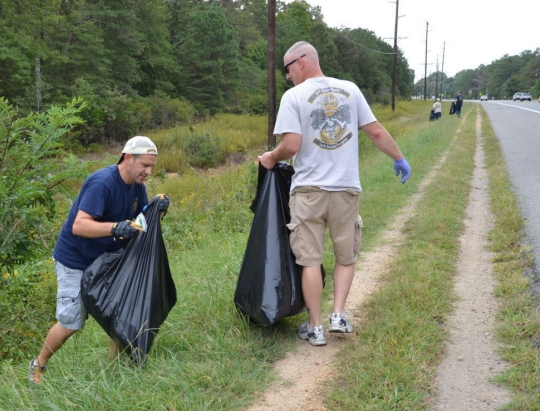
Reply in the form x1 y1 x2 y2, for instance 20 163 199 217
274 77 376 193
53 165 148 270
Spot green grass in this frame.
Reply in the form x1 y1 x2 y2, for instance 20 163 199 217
2 101 540 410
483 109 540 410
325 104 477 410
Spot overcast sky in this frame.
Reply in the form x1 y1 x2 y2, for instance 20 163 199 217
283 0 538 82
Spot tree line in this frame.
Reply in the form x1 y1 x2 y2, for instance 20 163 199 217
416 49 540 100
3 0 537 147
0 0 414 146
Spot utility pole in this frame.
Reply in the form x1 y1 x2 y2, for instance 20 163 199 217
434 55 439 99
423 21 428 100
391 0 399 111
440 41 446 99
267 0 276 148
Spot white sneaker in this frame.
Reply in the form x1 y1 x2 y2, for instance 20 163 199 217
329 312 353 333
298 322 327 346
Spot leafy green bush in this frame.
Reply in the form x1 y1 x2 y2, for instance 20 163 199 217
69 80 151 146
0 97 86 274
147 95 196 129
180 129 226 168
0 260 57 362
229 92 268 115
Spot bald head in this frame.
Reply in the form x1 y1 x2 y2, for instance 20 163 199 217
285 41 318 62
283 41 324 84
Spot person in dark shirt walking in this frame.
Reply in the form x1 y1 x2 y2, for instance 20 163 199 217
454 91 464 118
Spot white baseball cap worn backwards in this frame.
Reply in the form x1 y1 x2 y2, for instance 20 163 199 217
122 136 158 155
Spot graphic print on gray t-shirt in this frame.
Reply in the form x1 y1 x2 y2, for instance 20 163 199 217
310 88 353 150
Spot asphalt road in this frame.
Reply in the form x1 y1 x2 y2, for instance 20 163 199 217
480 99 540 272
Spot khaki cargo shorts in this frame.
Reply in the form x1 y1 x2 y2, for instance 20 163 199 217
287 187 363 267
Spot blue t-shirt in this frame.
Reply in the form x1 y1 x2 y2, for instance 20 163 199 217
53 165 148 270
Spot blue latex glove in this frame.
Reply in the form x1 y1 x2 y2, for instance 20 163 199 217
393 158 411 184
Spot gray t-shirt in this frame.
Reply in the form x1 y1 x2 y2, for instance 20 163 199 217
274 77 376 193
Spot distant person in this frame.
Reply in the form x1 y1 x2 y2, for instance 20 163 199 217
29 136 170 387
433 99 442 120
454 91 464 118
258 41 411 346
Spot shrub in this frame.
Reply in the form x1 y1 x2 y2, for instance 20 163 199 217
70 80 147 145
229 92 268 115
0 260 57 362
147 96 196 129
0 97 86 274
180 129 226 169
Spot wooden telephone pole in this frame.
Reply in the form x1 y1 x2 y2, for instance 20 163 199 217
391 0 399 111
440 41 446 98
423 21 428 100
267 0 276 148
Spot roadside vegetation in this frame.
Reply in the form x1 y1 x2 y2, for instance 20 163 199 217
0 0 414 148
1 101 540 410
484 113 540 410
2 0 538 151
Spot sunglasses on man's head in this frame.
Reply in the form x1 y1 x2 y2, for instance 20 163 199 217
282 54 306 75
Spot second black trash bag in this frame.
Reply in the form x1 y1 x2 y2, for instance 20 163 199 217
81 198 177 364
234 162 304 326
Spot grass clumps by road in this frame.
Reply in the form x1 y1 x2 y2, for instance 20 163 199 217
325 104 477 409
483 112 540 410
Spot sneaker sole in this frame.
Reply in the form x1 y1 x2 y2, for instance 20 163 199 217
328 325 353 333
298 333 327 345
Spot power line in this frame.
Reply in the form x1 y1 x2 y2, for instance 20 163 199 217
336 30 396 55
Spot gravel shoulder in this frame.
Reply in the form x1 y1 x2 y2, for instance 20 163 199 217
247 112 512 411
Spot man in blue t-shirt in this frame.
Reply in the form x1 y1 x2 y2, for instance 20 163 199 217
29 136 170 386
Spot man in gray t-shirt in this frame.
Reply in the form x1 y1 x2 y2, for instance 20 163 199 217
259 41 410 347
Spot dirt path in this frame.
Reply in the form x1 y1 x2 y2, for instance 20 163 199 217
430 113 511 410
246 111 511 411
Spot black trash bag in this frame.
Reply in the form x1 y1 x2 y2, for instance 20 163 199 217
81 198 177 364
234 162 302 326
429 109 435 121
449 102 456 115
235 162 324 326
